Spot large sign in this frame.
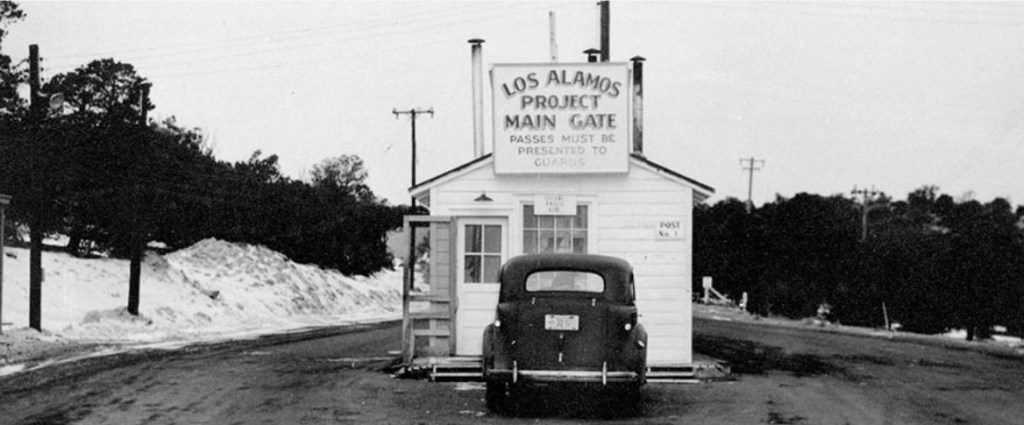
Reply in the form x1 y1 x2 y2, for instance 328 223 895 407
491 63 630 174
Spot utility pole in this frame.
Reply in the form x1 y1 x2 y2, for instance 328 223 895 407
851 185 880 242
392 108 433 207
28 44 43 331
740 157 765 213
138 83 150 126
127 83 151 317
0 194 10 334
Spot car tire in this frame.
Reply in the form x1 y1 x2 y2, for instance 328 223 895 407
485 381 507 412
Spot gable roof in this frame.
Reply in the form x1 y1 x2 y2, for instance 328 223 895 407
409 152 715 201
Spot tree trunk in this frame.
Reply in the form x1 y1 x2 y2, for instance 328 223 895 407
29 225 43 331
67 233 81 256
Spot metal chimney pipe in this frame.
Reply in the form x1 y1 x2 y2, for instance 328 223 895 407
631 56 645 156
469 39 485 158
599 1 610 62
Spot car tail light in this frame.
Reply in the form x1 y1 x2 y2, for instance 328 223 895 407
495 303 517 331
623 312 638 333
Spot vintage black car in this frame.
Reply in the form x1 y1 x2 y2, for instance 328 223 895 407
482 254 647 410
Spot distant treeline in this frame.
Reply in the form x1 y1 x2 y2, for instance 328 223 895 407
0 115 414 276
694 188 1024 340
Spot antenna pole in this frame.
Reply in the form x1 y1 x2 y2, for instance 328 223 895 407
549 10 558 62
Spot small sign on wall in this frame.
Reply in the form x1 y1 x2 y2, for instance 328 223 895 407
534 194 577 215
655 219 683 240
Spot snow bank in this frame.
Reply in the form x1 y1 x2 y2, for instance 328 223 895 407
0 238 402 365
696 304 1024 355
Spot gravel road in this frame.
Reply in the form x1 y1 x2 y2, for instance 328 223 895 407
1 317 1021 424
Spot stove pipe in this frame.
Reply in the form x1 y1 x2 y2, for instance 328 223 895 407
470 39 485 158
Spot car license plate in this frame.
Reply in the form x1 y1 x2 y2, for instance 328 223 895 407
545 314 579 331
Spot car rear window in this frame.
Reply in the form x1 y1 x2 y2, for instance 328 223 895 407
525 271 604 293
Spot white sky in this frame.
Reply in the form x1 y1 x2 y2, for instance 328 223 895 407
7 1 1024 207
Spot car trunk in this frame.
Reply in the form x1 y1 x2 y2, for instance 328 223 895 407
511 296 611 370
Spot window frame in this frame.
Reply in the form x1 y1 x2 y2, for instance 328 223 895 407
463 223 504 284
522 203 590 255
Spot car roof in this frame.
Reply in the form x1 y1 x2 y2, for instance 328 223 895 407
498 254 634 303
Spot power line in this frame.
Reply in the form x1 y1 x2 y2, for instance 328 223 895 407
143 3 568 80
107 6 564 80
43 3 572 73
42 3 516 66
134 8 524 71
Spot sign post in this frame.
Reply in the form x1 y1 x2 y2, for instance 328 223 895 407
702 276 712 304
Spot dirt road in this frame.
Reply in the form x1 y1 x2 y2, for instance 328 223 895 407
686 319 1024 425
1 318 1021 424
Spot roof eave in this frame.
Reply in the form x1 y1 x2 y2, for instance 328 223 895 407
629 153 715 201
409 153 494 198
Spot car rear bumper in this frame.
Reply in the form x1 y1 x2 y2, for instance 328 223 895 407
484 365 642 385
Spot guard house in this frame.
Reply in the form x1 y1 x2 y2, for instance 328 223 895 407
402 41 713 368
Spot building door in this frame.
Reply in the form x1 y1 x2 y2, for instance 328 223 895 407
455 217 507 356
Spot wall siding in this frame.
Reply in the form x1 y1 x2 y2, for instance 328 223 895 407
426 160 697 364
430 222 452 297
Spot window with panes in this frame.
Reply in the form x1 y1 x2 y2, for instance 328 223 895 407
463 224 502 283
522 205 588 254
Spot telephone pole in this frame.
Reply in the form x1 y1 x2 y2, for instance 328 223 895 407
392 108 433 207
851 186 880 242
127 83 151 317
740 157 765 213
28 44 43 331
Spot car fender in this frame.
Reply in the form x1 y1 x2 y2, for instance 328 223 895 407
483 324 495 370
630 323 649 381
483 324 510 373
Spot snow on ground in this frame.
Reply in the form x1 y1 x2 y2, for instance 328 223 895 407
0 238 403 372
695 303 1024 355
3 237 1019 376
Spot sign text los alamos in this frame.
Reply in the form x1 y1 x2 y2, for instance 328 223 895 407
491 63 630 174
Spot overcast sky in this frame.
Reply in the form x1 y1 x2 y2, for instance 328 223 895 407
7 1 1024 207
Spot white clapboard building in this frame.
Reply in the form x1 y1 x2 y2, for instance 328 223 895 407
401 41 713 367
